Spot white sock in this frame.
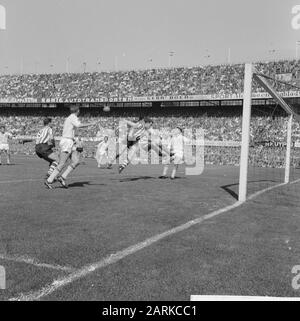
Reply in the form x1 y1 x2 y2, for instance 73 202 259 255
47 168 60 183
171 167 177 178
48 161 58 176
61 165 74 179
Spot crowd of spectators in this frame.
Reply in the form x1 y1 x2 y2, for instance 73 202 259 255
1 111 299 168
2 114 299 143
0 60 299 100
0 59 300 167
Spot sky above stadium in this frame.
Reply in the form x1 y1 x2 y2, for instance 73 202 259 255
0 0 299 74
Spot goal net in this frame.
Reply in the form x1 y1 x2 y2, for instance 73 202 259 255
238 63 300 203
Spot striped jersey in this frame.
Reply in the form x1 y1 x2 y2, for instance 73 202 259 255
128 121 146 141
36 126 53 145
0 132 12 144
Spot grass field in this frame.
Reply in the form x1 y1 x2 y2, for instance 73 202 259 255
0 155 300 300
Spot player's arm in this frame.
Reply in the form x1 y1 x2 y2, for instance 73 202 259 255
48 128 54 140
19 139 34 144
97 140 104 148
122 119 139 128
77 121 99 128
74 118 101 129
18 133 34 144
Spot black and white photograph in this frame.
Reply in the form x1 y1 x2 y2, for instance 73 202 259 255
0 0 300 308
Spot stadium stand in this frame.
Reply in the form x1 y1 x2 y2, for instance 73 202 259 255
0 60 300 166
0 60 299 99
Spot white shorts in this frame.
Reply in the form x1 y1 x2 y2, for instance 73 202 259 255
59 138 74 154
0 144 9 151
171 152 184 165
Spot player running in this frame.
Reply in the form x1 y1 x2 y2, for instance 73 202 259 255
159 127 190 180
95 135 109 168
35 117 59 178
0 125 13 165
107 117 152 173
45 105 99 189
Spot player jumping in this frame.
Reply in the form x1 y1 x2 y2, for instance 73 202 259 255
107 117 168 174
45 105 99 189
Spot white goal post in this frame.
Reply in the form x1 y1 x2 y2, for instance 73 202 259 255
238 63 298 202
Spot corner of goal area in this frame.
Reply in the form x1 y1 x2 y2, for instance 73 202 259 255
0 255 75 301
190 295 300 301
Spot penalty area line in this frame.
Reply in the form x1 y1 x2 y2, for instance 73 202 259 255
247 177 300 201
0 174 103 185
9 177 300 301
0 254 75 272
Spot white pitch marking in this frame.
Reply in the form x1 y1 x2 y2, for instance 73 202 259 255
9 177 300 301
0 175 101 185
290 177 300 185
247 182 288 201
0 254 75 272
10 201 243 301
247 177 300 201
191 295 300 301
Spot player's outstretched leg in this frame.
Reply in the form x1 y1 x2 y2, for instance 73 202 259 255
118 159 128 174
107 145 127 169
58 151 80 188
45 151 70 188
118 142 138 173
150 141 170 158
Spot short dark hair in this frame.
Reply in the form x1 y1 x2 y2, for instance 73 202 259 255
69 105 80 113
43 117 52 126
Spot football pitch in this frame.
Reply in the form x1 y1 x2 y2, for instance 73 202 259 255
0 156 300 300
